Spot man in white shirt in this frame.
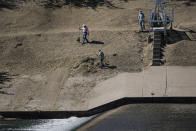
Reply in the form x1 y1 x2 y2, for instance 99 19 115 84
138 10 145 31
79 24 89 45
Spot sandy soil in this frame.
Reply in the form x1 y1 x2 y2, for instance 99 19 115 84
0 0 196 111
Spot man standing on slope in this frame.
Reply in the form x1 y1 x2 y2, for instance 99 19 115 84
138 10 145 31
79 24 89 45
97 50 104 69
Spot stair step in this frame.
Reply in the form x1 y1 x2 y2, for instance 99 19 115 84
153 54 160 56
153 56 160 59
154 38 161 41
153 51 160 53
154 44 161 47
153 55 160 58
152 61 161 66
154 40 161 43
154 45 161 48
154 42 161 45
153 48 160 50
153 59 161 62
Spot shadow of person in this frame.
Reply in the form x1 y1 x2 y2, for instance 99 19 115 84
15 43 23 48
0 72 12 84
0 72 14 95
0 1 18 10
89 41 104 45
0 91 14 95
103 64 117 70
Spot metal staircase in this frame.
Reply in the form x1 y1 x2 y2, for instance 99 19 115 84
152 32 162 65
148 0 174 66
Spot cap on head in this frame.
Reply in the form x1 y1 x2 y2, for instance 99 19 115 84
82 24 86 27
140 10 142 13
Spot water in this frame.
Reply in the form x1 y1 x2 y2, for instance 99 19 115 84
0 116 95 131
1 104 196 131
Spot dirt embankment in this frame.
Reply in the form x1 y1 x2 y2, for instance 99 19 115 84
0 0 196 111
163 1 196 66
0 28 150 110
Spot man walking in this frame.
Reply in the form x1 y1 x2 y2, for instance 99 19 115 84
79 24 89 45
98 50 104 69
138 10 145 31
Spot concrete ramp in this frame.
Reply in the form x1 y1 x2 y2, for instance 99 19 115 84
88 66 196 109
1 66 196 119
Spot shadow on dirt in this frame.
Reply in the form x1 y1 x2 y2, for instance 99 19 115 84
182 0 196 6
0 1 19 10
15 43 23 48
0 72 12 85
72 57 117 76
90 41 104 44
0 0 131 10
103 65 117 70
167 29 195 45
0 90 14 95
42 0 124 9
0 72 14 95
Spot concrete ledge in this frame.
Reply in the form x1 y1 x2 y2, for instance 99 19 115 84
1 97 196 119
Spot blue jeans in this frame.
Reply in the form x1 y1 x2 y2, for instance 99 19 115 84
82 32 89 44
100 58 104 68
140 20 145 31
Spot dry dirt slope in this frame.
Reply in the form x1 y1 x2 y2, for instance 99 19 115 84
0 30 147 111
0 0 151 111
0 0 196 111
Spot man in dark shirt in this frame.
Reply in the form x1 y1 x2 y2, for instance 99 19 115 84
98 50 104 69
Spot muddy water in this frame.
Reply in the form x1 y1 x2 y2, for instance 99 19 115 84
0 116 95 131
1 104 196 131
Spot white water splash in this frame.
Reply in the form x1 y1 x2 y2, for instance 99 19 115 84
12 116 96 131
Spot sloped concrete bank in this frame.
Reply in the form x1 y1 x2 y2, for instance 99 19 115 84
1 97 196 119
1 66 196 119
